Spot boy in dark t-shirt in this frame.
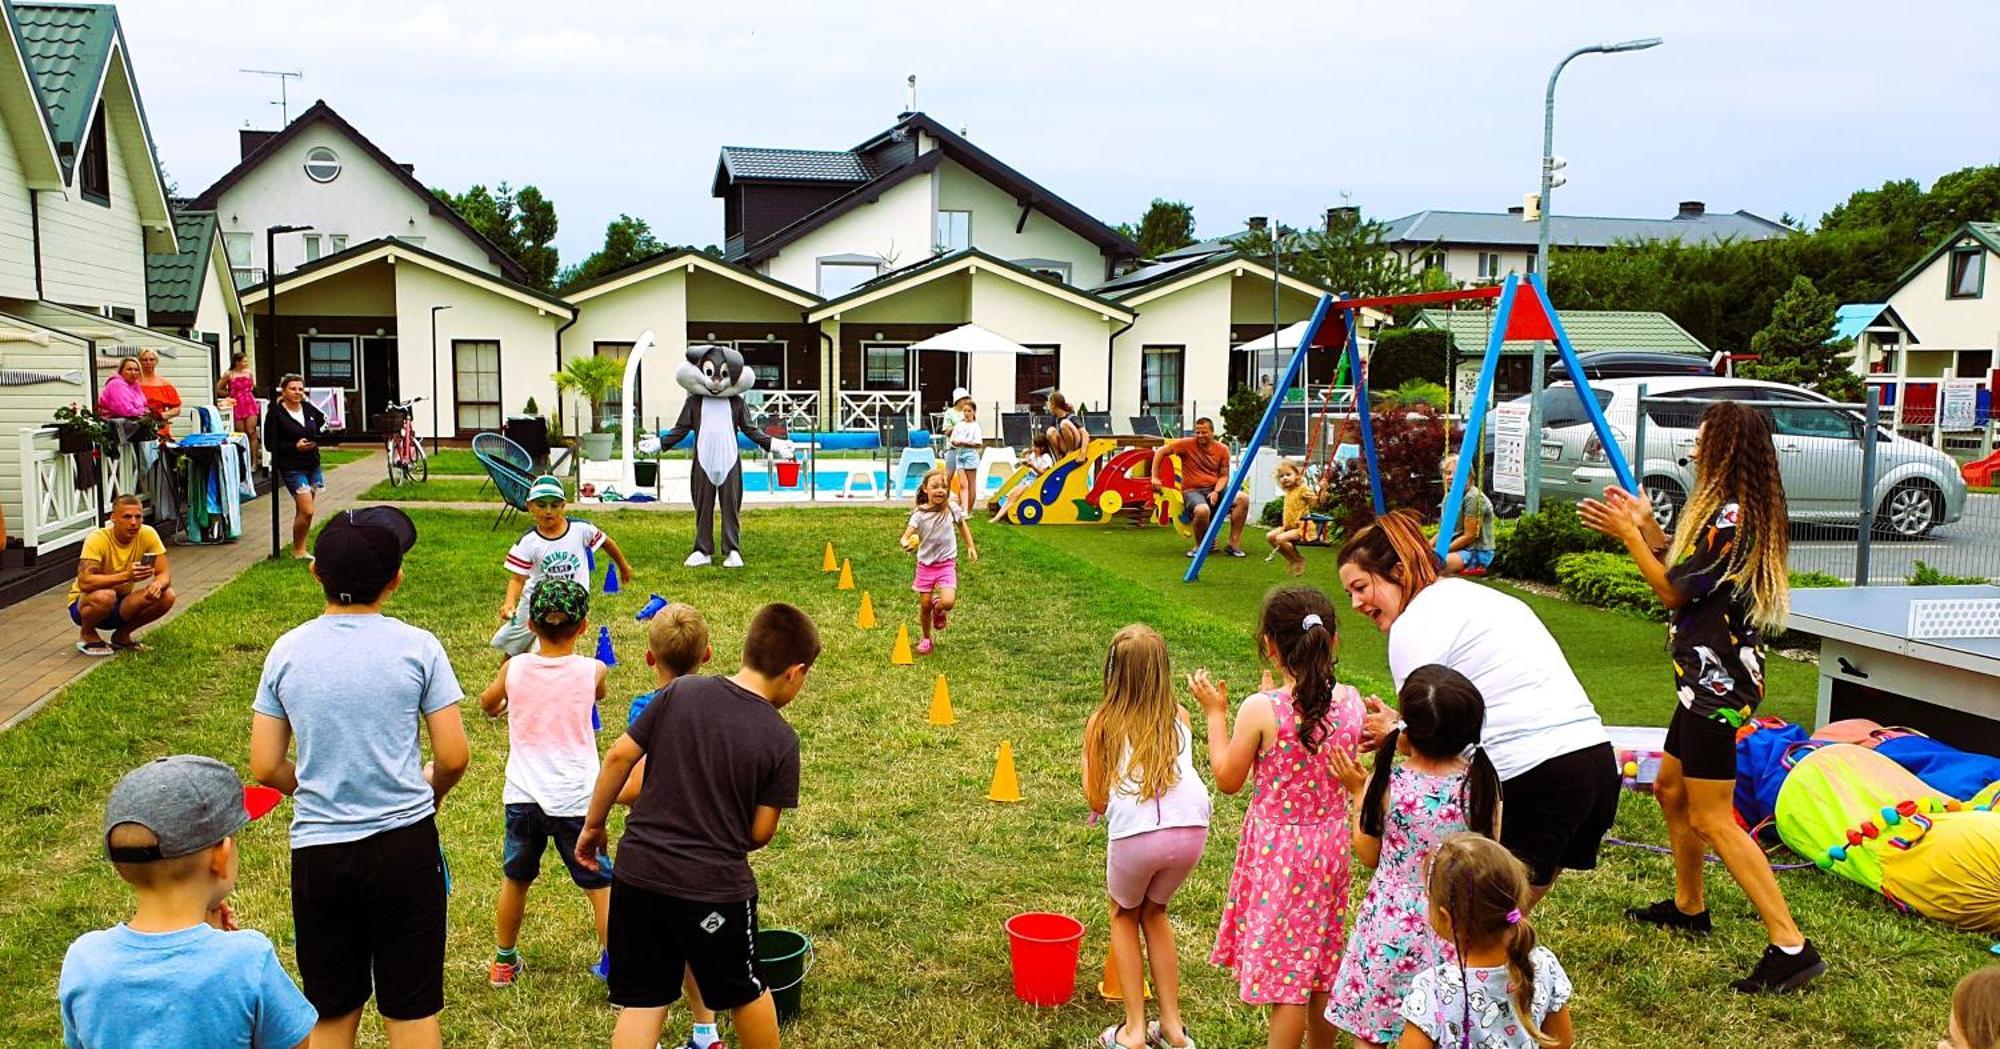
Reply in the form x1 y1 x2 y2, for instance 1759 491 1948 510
576 602 820 1049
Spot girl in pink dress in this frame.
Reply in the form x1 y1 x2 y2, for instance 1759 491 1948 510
1192 584 1364 1049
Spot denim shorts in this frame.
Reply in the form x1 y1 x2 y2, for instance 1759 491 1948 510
1460 548 1494 570
282 466 325 494
502 802 612 889
952 449 981 471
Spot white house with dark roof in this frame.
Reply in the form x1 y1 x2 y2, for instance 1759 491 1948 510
1384 201 1794 286
1858 223 2000 428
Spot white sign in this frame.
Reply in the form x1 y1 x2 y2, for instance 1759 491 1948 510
1941 379 1981 431
1492 401 1530 496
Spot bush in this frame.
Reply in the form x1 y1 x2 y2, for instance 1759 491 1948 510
1220 387 1268 443
1322 407 1448 533
1490 503 1622 584
1910 560 1987 586
1374 379 1449 412
1789 570 1847 589
1261 497 1285 528
1555 552 1666 619
1368 327 1453 392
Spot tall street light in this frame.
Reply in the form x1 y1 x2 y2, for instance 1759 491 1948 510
265 224 311 559
1525 36 1662 512
430 305 451 441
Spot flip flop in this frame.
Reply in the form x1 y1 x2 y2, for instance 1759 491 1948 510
76 640 114 657
1146 1022 1196 1049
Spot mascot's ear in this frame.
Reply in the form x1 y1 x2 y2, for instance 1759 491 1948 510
719 345 756 396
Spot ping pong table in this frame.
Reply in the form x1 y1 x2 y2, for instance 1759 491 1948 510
1786 585 2000 757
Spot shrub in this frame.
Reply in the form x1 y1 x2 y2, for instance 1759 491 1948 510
1789 570 1847 589
1910 560 1987 586
1555 552 1665 619
1374 379 1449 412
523 396 540 415
1368 327 1452 392
1261 497 1285 528
1220 387 1268 443
1490 503 1621 584
1323 407 1448 533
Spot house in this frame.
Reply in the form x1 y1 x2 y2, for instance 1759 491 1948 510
187 100 529 289
0 0 216 576
1411 308 1712 403
1383 202 1793 287
146 208 248 361
1832 302 1918 379
1867 223 2000 427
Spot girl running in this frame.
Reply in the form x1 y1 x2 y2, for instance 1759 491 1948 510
902 467 976 655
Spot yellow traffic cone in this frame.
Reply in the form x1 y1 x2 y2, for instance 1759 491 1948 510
928 674 955 725
987 741 1022 802
890 623 915 665
1098 899 1153 1001
822 541 838 572
836 558 855 591
855 590 878 629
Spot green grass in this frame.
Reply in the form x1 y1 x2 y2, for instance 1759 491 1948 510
359 476 556 503
0 510 1986 1047
318 448 370 467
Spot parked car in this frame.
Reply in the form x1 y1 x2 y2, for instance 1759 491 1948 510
1546 350 1717 383
1491 376 1967 537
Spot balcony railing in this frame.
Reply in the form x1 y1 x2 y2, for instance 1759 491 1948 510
745 389 820 431
17 426 146 554
837 391 919 432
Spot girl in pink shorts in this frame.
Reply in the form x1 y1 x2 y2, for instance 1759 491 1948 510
902 468 977 655
1084 625 1212 1049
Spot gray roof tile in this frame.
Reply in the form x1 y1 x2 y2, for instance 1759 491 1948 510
1385 209 1792 249
146 210 216 319
1413 308 1711 356
718 146 869 183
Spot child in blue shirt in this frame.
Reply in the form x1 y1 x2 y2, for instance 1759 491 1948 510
60 755 316 1049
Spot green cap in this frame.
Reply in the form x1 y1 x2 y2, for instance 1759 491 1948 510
528 475 565 503
529 577 590 630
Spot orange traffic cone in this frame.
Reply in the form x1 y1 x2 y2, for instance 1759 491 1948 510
928 674 955 725
1098 899 1153 1001
822 541 838 572
856 590 878 629
890 624 915 665
836 558 855 591
987 741 1021 802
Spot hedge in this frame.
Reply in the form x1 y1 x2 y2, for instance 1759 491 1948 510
1489 504 1622 584
1553 552 1851 622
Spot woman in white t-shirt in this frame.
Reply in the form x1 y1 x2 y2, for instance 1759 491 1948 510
1335 510 1614 912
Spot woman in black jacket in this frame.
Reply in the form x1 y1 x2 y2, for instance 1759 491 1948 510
264 374 328 558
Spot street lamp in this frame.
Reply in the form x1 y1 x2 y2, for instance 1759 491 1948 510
264 223 311 559
430 305 451 441
1525 36 1661 512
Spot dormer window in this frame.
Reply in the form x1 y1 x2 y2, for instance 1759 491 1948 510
79 102 110 204
1948 246 1983 299
304 146 341 183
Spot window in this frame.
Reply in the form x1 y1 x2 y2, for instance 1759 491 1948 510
1477 252 1504 279
1141 345 1185 431
304 146 341 183
107 306 135 324
936 210 971 254
79 103 109 203
1015 345 1060 406
329 234 347 253
1525 253 1538 274
1768 404 1854 440
1015 258 1072 284
453 340 502 431
594 342 639 425
1422 249 1446 272
303 337 357 389
817 259 879 298
1949 247 1984 299
735 341 786 390
396 235 426 248
861 342 910 390
303 235 321 262
223 232 251 266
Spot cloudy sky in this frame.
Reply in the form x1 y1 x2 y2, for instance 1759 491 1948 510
121 0 2000 265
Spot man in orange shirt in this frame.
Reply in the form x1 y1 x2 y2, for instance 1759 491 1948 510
1150 417 1251 558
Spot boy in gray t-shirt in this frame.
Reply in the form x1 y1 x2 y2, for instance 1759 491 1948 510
249 507 468 1046
1440 454 1498 575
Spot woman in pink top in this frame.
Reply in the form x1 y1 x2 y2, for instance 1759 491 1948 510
218 350 263 464
97 357 149 420
1192 585 1364 1049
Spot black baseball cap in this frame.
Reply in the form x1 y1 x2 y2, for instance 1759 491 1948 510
313 506 417 604
104 755 283 862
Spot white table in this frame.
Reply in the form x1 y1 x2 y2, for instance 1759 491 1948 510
1786 585 2000 756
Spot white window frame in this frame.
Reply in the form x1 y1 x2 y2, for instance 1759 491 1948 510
453 339 503 432
936 209 971 254
303 234 321 262
329 234 348 254
1013 257 1072 284
1477 252 1503 279
817 257 881 298
304 146 341 183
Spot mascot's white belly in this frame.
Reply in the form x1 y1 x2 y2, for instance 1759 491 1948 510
697 398 737 486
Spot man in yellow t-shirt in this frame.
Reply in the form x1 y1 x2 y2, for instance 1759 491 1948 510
68 495 175 656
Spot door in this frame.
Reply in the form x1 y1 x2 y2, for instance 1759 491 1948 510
917 349 966 421
1764 398 1864 518
360 336 400 433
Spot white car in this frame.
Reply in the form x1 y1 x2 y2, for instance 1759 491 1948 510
1508 376 1968 537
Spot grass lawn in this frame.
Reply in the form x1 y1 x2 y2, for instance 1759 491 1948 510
318 448 371 467
359 476 560 503
0 508 1987 1047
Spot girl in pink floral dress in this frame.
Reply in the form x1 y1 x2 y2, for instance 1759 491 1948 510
1325 665 1501 1047
1191 585 1364 1049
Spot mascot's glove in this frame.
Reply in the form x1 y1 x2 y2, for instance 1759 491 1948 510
770 438 797 460
637 434 662 456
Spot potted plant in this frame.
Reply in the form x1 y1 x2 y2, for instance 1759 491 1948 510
52 403 111 454
552 356 624 461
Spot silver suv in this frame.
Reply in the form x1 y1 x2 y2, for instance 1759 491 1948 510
1510 376 1967 537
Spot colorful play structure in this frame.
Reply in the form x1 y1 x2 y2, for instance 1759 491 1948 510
1183 274 1636 582
985 437 1195 536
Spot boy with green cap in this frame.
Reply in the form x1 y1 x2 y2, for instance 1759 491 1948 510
493 474 638 657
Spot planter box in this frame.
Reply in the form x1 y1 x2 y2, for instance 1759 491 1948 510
56 430 95 453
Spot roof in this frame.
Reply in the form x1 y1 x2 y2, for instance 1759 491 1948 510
0 3 63 186
1885 221 2000 296
1098 252 1224 293
240 236 572 318
715 146 869 184
145 209 217 319
805 248 1134 324
1412 308 1711 356
1383 208 1793 250
1830 303 1919 345
726 112 1140 266
560 247 819 307
187 99 530 284
1157 232 1252 260
1104 250 1335 308
10 1 114 173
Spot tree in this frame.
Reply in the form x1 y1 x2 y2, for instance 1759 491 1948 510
432 181 561 290
1739 275 1863 401
1231 210 1416 302
555 214 663 291
1118 199 1196 258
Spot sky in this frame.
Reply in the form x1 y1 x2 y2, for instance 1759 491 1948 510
118 0 2000 266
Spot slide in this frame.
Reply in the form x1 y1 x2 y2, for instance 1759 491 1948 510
1963 448 2000 488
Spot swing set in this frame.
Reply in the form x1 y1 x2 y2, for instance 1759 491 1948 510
1183 273 1637 582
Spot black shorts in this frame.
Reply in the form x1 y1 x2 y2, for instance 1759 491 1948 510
291 816 447 1021
607 878 765 1012
1498 742 1619 887
503 803 613 889
1665 703 1739 781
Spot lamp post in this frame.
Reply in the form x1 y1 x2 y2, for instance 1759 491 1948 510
429 305 451 441
264 223 311 559
1525 36 1661 512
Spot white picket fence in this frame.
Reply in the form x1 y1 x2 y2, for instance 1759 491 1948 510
16 425 145 554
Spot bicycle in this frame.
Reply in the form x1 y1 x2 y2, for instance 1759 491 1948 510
383 397 429 487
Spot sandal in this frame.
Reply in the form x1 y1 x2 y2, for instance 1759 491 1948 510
76 640 114 657
1101 1025 1146 1049
1147 1022 1196 1049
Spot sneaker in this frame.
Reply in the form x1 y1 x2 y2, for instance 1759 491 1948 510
489 956 525 988
683 551 712 568
1624 898 1712 934
722 550 744 568
916 637 934 655
590 950 610 982
1224 546 1247 558
1731 940 1825 994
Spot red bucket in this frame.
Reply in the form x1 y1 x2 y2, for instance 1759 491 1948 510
774 460 802 487
1004 912 1085 1006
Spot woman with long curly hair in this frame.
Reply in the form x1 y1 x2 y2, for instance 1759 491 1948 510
1580 399 1822 993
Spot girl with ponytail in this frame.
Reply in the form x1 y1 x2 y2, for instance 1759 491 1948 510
1325 666 1501 1047
1399 833 1575 1049
1191 585 1363 1048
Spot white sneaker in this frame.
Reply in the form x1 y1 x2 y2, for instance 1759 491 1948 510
683 551 712 568
722 550 744 568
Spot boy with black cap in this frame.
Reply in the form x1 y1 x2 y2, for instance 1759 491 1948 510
60 755 315 1048
249 506 469 1049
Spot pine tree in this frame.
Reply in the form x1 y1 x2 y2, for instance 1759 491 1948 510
1740 275 1863 401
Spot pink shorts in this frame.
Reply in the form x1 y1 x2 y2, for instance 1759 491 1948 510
912 558 957 594
1106 826 1208 909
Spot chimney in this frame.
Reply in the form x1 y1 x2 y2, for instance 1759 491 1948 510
1507 205 1524 216
400 163 415 175
1676 200 1706 218
1325 206 1359 231
1247 215 1268 233
239 129 277 160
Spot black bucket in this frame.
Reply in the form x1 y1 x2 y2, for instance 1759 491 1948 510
756 928 813 1024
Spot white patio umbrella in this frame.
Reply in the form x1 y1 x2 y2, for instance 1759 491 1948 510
908 323 1033 355
1233 320 1374 355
